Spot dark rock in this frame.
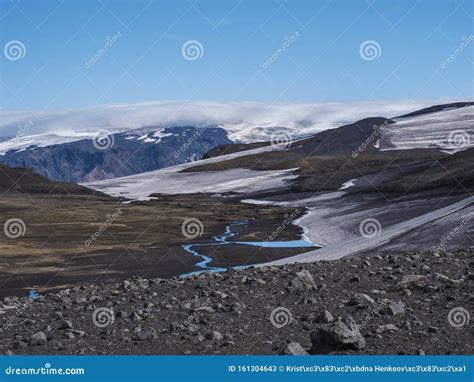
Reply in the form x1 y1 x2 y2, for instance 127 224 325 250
376 324 399 333
347 294 375 307
396 275 428 290
290 270 316 291
30 332 47 346
59 320 73 330
310 316 366 353
314 310 334 323
205 331 223 341
386 301 405 316
136 328 157 341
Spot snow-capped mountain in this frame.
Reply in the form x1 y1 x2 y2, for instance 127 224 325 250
0 100 469 183
0 100 438 147
0 126 231 183
85 102 474 199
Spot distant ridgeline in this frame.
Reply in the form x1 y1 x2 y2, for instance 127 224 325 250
0 126 231 183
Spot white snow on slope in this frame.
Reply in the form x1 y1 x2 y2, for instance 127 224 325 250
0 100 436 149
266 195 474 265
339 178 357 190
0 132 97 155
84 143 297 199
380 105 474 153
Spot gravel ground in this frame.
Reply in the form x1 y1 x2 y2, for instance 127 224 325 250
0 249 472 355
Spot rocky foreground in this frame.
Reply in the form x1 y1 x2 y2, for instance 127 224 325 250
0 250 472 355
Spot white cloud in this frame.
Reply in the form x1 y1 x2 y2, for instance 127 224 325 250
0 99 459 146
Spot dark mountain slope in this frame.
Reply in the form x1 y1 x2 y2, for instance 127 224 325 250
369 148 474 193
0 126 231 183
0 164 109 197
394 101 474 119
184 117 396 173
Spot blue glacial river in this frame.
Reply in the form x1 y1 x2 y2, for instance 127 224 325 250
181 220 316 276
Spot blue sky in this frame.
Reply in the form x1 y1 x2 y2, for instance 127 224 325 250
1 0 472 110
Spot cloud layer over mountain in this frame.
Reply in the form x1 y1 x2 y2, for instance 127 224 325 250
0 100 453 144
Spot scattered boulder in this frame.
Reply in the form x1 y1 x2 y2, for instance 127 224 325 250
310 316 366 353
376 324 399 333
290 270 316 291
206 331 223 341
434 273 462 286
136 328 157 341
396 275 428 290
59 320 73 330
30 332 47 346
315 310 334 323
347 294 375 307
385 301 405 316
